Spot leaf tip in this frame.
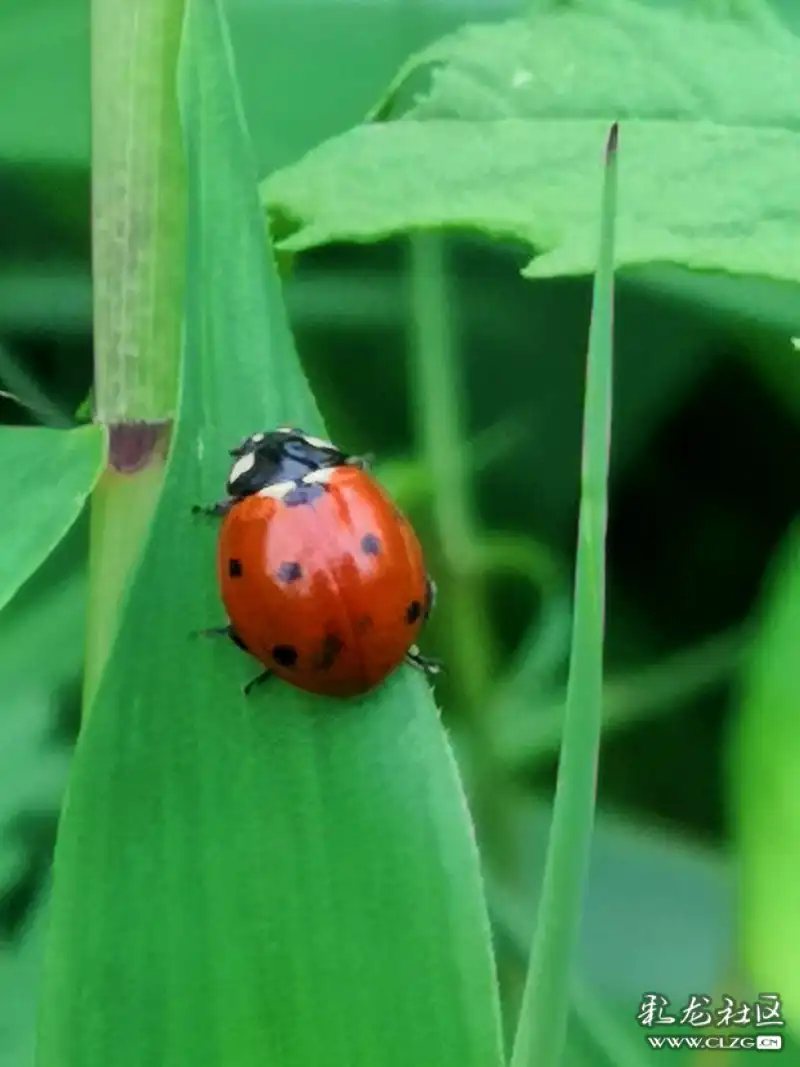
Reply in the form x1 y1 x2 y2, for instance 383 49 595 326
605 122 619 161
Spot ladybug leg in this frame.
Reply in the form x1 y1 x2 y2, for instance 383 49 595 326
423 576 437 621
192 498 234 518
197 625 232 638
196 624 250 654
197 625 270 694
243 669 273 697
344 452 374 471
405 643 442 680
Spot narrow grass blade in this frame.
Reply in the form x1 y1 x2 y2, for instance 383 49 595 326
510 123 619 1067
36 1 505 1065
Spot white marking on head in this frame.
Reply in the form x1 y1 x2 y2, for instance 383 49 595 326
249 432 265 444
301 433 336 451
409 644 420 656
302 467 335 486
275 426 336 452
229 451 256 484
257 480 295 499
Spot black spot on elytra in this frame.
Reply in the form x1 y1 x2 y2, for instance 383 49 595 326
277 560 303 583
272 644 298 668
361 533 381 556
406 600 422 625
228 558 243 578
284 483 325 508
315 632 345 670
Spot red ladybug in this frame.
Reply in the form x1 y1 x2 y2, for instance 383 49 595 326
196 427 439 698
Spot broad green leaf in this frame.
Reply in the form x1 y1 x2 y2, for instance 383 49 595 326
264 118 800 283
36 2 504 1067
0 425 104 615
729 520 800 1031
373 0 798 126
262 1 800 285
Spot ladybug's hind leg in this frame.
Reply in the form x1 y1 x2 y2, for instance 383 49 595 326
197 625 231 639
243 669 273 697
197 625 273 695
405 644 442 681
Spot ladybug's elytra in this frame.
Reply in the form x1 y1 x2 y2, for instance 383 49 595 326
195 427 440 698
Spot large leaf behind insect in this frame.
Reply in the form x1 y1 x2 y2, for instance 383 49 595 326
35 0 504 1065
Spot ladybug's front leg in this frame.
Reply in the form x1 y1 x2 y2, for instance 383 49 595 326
192 498 235 518
197 623 249 653
405 644 442 680
344 452 374 471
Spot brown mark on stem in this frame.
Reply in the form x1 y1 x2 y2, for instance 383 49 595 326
108 420 172 473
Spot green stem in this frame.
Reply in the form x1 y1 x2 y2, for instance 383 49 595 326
407 234 494 712
407 234 516 870
84 0 186 712
91 0 186 423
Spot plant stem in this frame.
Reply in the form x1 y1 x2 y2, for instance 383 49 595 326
92 0 186 424
407 234 515 870
407 234 495 711
84 0 186 712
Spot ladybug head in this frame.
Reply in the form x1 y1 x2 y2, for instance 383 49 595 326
225 427 346 499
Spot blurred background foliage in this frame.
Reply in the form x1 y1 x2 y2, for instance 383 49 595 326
2 0 800 1063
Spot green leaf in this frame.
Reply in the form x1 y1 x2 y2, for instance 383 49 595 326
0 425 104 615
264 117 800 283
729 520 800 1032
36 2 504 1067
262 2 800 285
372 0 797 125
511 125 618 1067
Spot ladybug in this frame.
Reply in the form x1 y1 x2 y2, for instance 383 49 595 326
195 426 439 698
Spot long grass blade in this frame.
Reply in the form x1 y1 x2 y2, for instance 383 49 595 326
510 122 619 1067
